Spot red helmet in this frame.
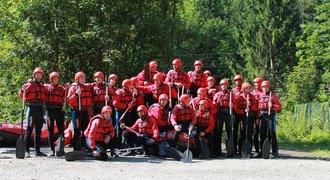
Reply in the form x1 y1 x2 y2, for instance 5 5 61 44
261 81 271 87
75 71 86 82
122 79 132 88
101 106 112 114
172 59 182 68
49 71 60 82
254 77 264 84
130 77 139 85
179 94 190 103
197 88 207 96
207 76 215 82
194 60 203 67
199 100 209 109
153 73 163 81
94 71 104 79
158 94 169 102
220 79 229 86
204 70 211 76
33 67 44 76
108 74 118 81
149 61 157 68
234 74 243 81
241 82 252 91
137 105 148 114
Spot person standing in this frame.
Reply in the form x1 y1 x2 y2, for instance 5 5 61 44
189 60 207 97
19 67 47 157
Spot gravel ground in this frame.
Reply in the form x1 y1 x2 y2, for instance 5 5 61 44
0 147 329 180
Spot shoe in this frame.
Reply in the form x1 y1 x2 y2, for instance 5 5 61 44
25 152 31 158
253 152 261 158
199 154 205 159
36 151 47 156
141 151 148 157
49 151 55 157
270 154 278 159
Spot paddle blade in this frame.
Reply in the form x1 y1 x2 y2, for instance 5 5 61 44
226 137 235 157
262 140 270 159
164 147 183 161
242 140 251 158
56 135 65 157
181 150 193 163
15 135 25 159
65 151 88 161
200 138 211 158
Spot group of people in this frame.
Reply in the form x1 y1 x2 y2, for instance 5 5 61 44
19 59 282 160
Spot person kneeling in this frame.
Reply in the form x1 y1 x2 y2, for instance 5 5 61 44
84 106 115 161
120 105 160 157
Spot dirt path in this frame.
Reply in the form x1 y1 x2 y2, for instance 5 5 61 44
0 147 329 179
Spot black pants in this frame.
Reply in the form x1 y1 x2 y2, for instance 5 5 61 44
115 109 136 148
253 119 260 153
25 106 44 153
238 114 255 155
233 113 241 153
192 129 214 156
173 123 190 146
214 108 231 155
46 108 64 151
260 113 278 155
123 133 158 155
71 109 89 150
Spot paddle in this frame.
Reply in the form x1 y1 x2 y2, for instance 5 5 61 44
262 92 272 159
16 89 26 159
226 91 235 157
168 85 172 108
200 137 211 158
105 81 109 106
75 84 83 150
181 126 193 163
65 150 88 161
242 94 251 158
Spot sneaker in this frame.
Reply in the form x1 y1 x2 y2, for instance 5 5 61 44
270 154 278 159
253 152 261 158
49 151 55 157
199 154 205 159
25 152 31 158
36 151 47 157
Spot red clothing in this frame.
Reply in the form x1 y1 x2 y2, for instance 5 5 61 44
67 83 93 109
148 103 168 127
189 70 207 88
44 84 65 106
251 88 263 101
258 91 282 111
170 103 197 126
91 82 107 105
231 86 241 98
196 109 215 133
138 83 177 101
189 97 217 116
84 114 115 149
165 70 191 89
234 93 258 116
213 90 235 108
19 80 46 103
128 116 160 139
136 70 165 86
206 86 220 100
112 88 136 110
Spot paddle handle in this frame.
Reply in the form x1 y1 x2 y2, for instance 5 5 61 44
246 94 249 117
105 82 109 106
229 91 232 115
78 84 81 111
181 84 184 95
169 85 172 108
114 101 133 129
63 86 67 111
268 92 272 116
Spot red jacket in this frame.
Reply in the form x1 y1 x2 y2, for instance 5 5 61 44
251 88 263 101
148 103 169 127
231 86 241 98
91 82 107 105
44 84 65 106
189 70 207 88
213 90 235 108
258 91 282 111
84 114 115 149
137 70 165 86
67 83 93 109
112 88 136 110
234 93 258 116
189 97 217 116
206 86 220 100
170 103 197 126
165 70 191 89
196 109 215 133
138 83 177 101
19 80 46 104
128 116 160 140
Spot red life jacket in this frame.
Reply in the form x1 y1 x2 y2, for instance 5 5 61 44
45 84 65 105
84 114 115 142
231 86 241 98
165 70 190 88
234 93 258 115
196 110 214 133
148 103 168 127
214 90 230 108
92 82 107 104
130 116 160 139
258 92 282 111
190 97 217 115
171 104 195 125
113 88 135 110
251 88 263 101
24 81 46 103
151 83 168 100
67 83 92 109
190 71 207 88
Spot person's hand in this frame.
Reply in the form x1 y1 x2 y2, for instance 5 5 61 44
104 135 111 143
64 83 70 88
93 150 100 157
268 102 273 108
199 131 205 137
120 123 126 129
189 124 194 131
174 124 182 132
229 102 234 108
247 101 251 107
203 112 210 118
175 83 182 88
143 81 148 86
105 95 110 101
22 84 28 91
208 89 216 95
148 138 155 144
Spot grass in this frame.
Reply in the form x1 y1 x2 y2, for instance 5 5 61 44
279 138 330 155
